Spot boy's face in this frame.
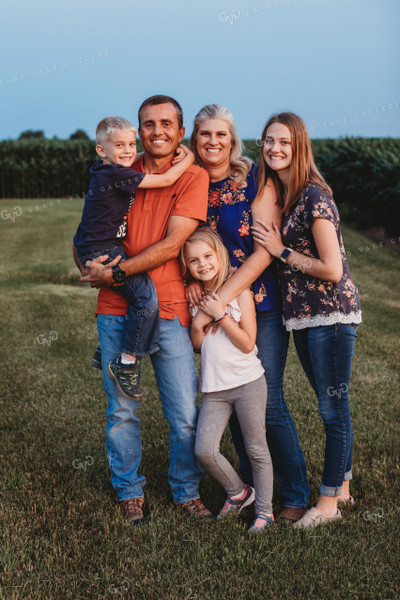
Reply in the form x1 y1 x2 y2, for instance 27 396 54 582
96 129 137 167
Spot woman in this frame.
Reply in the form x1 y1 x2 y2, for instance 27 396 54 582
187 104 309 521
252 112 361 528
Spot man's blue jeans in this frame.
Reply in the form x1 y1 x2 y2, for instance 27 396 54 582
292 323 357 496
97 314 203 503
229 306 310 508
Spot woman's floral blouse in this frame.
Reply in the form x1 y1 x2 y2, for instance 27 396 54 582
281 185 362 331
207 164 281 311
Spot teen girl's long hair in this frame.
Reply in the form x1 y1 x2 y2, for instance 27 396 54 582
256 112 332 213
190 104 252 185
180 228 231 293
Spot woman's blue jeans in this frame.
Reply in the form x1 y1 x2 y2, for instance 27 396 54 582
292 323 357 496
229 306 310 509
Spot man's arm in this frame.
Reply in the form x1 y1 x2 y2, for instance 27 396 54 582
81 215 200 288
73 244 89 277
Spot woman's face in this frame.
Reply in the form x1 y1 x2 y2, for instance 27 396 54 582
263 122 293 174
195 119 233 171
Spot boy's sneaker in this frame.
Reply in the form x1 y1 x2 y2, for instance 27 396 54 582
91 346 102 370
217 484 255 519
107 354 142 399
248 513 275 534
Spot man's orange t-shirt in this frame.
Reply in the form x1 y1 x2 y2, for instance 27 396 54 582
96 159 209 327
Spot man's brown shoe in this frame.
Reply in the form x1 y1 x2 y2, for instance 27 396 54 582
178 498 214 519
279 506 307 523
119 497 145 525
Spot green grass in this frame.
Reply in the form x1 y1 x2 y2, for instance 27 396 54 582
0 199 399 600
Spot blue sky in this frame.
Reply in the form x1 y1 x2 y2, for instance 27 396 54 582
1 0 399 139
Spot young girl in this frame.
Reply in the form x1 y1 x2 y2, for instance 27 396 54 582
252 112 362 529
181 228 274 533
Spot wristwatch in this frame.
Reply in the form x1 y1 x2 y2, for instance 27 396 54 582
111 264 127 284
280 247 293 263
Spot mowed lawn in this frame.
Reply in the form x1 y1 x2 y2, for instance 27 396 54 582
0 198 399 600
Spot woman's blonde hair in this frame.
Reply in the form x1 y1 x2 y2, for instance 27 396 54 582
256 112 332 213
180 228 230 293
189 104 252 185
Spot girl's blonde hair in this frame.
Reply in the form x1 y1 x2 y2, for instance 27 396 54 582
256 112 332 213
180 228 230 293
189 104 252 185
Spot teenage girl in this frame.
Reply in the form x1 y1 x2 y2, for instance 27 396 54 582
252 112 361 528
181 228 274 533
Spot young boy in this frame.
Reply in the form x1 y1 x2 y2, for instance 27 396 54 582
73 116 194 400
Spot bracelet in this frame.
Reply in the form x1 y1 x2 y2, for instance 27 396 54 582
216 316 229 325
214 312 228 324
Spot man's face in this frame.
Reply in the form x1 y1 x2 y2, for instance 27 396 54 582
139 103 185 159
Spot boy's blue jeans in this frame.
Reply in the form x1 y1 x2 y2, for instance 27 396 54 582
79 245 159 356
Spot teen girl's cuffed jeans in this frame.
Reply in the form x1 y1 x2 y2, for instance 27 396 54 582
292 322 358 496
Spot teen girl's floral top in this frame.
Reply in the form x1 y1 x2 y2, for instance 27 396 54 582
280 184 362 331
207 164 281 311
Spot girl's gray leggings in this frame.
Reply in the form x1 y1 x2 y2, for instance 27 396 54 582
195 376 273 514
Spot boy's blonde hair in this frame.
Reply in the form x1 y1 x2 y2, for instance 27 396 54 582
180 228 231 293
96 116 136 146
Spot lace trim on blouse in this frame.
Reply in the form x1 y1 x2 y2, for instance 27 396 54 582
284 310 362 331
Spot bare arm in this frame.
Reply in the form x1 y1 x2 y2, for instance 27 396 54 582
200 289 256 354
185 280 204 307
252 219 343 282
81 215 201 288
138 146 194 189
218 178 281 305
190 309 213 353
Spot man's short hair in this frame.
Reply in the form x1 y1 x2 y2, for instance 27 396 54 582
138 95 183 129
96 116 136 146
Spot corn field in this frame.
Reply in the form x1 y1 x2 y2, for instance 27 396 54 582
0 137 399 234
245 137 400 235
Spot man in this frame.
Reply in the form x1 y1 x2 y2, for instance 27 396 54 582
75 95 211 525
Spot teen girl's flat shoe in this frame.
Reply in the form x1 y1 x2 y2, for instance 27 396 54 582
293 507 342 529
337 495 355 505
